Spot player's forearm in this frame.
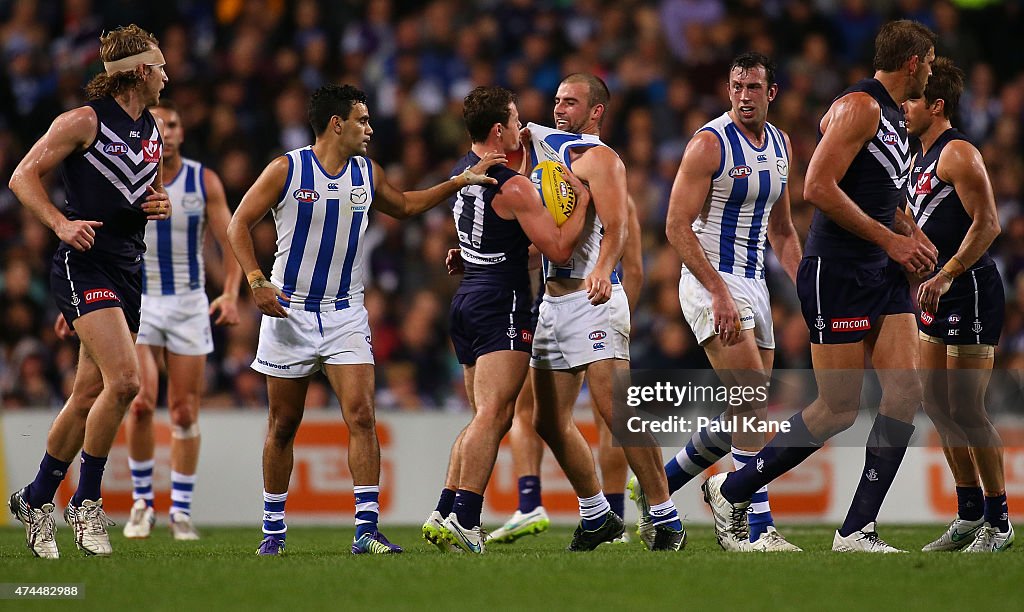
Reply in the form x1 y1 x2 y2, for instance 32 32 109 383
591 218 626 278
946 215 1000 276
621 265 643 314
768 225 802 284
10 172 66 233
892 208 919 237
226 218 264 282
805 182 894 247
400 173 477 218
667 224 729 297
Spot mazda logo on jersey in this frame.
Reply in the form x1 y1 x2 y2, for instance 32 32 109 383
351 188 368 204
728 165 752 178
142 139 161 163
777 159 788 176
181 194 203 212
881 132 899 145
294 189 320 203
104 142 129 156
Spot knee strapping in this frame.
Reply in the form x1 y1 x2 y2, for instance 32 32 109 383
172 423 200 439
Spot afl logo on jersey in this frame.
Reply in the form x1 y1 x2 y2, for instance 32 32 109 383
293 188 320 203
728 165 752 179
104 142 129 156
350 187 368 204
881 132 899 146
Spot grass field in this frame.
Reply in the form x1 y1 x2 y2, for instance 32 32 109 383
0 524 1019 610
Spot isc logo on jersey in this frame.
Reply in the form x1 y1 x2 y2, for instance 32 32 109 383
104 142 129 156
294 188 320 203
530 160 576 227
728 165 752 179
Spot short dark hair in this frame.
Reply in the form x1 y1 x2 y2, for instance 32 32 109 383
730 52 776 87
561 73 610 109
463 86 515 143
923 57 964 119
873 20 936 72
308 84 368 135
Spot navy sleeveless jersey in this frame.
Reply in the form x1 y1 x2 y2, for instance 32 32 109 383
908 128 993 270
805 79 910 267
59 96 162 265
449 152 530 289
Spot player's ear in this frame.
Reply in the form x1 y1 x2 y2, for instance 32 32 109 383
767 83 779 102
907 54 920 76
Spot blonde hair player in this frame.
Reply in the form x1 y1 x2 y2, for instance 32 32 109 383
8 24 170 558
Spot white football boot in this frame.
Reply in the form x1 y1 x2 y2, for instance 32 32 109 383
65 498 115 556
9 488 59 559
486 506 550 544
832 522 905 553
170 511 201 541
701 473 752 551
750 526 802 552
921 516 985 552
123 499 155 539
963 523 1015 553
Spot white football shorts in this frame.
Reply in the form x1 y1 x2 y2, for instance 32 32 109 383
136 291 213 356
678 267 775 349
252 305 374 378
531 284 630 370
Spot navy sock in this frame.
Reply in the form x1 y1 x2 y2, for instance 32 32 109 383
985 494 1009 532
453 489 484 529
606 493 625 521
435 488 456 516
721 413 823 504
839 414 915 537
956 486 984 521
25 453 72 508
72 451 107 507
518 476 542 513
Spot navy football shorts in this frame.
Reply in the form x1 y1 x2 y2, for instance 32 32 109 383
918 264 1004 346
450 285 534 366
797 256 913 344
50 246 142 333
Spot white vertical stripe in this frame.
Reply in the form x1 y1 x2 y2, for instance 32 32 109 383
815 256 823 343
972 270 980 344
509 290 517 349
64 251 80 317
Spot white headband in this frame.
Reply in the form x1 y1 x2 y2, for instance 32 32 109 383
103 48 165 75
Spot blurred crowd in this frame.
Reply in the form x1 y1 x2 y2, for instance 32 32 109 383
1 0 1023 412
